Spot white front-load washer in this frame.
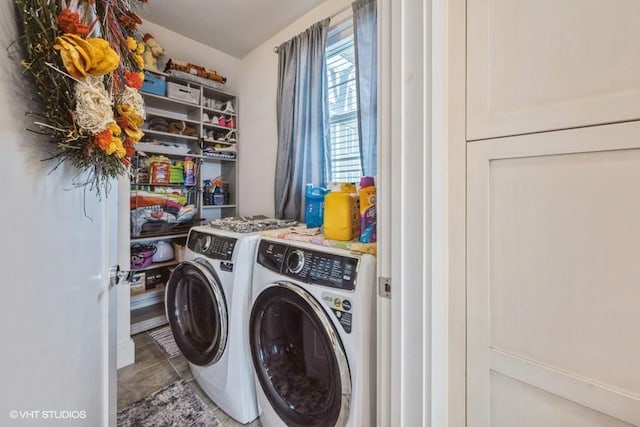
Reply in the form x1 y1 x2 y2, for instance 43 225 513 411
249 237 377 427
165 225 260 424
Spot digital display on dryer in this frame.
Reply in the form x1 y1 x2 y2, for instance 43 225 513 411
286 249 358 291
187 231 237 261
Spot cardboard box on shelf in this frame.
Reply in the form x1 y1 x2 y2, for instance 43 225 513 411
130 272 146 295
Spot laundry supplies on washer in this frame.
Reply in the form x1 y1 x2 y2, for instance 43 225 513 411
304 184 330 228
358 176 377 243
323 182 360 241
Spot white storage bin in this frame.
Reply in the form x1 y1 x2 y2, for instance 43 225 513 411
166 82 200 104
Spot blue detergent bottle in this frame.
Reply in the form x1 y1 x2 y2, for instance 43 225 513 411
305 184 330 228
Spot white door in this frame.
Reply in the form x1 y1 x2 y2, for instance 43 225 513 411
467 0 640 140
0 1 117 423
467 121 640 426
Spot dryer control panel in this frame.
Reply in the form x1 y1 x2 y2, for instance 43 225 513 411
188 230 237 261
257 240 358 291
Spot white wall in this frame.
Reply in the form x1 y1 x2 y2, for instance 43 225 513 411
140 20 241 93
0 3 110 426
237 0 351 216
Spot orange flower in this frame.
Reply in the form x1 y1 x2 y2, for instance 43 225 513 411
123 137 136 157
124 70 143 89
93 129 112 151
57 9 90 36
119 13 143 30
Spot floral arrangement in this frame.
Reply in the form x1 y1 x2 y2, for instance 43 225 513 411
15 0 149 195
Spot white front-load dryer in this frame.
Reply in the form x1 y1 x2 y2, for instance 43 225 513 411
249 237 377 427
165 225 260 424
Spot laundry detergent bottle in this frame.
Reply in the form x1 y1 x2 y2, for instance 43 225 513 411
323 182 360 241
305 184 330 228
358 176 377 243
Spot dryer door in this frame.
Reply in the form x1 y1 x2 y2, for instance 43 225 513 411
165 259 228 366
249 282 351 427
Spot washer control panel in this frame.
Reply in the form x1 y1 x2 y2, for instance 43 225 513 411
188 230 237 261
257 239 358 291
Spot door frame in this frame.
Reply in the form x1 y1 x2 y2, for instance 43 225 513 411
106 185 120 426
378 0 457 425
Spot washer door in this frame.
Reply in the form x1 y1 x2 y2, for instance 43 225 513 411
165 259 228 366
249 282 351 427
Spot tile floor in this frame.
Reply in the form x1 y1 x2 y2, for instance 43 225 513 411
117 329 261 427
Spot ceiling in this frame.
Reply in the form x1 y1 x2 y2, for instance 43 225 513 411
137 0 326 59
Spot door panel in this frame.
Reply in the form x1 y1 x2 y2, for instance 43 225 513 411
490 372 634 427
467 121 640 426
467 0 640 140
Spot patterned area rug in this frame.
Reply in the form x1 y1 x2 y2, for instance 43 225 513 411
149 325 181 358
117 380 221 427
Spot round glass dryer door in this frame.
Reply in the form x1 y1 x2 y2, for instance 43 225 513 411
249 282 351 427
165 259 228 366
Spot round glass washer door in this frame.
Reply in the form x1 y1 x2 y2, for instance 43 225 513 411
165 259 228 366
249 282 351 427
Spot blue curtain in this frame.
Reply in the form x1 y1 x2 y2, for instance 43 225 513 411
353 0 378 177
274 19 330 221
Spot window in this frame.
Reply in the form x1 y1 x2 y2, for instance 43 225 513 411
325 20 361 184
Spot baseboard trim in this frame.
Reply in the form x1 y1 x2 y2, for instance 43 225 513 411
117 338 135 369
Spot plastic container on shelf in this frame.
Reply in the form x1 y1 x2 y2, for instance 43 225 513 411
358 176 377 243
211 178 229 205
203 179 213 205
166 81 200 104
213 185 225 205
141 72 166 96
130 243 157 270
151 241 174 263
323 182 360 241
183 157 195 185
305 184 330 228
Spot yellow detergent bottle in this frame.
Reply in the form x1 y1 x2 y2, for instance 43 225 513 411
323 182 360 241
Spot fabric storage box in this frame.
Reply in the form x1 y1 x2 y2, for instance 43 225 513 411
167 82 200 104
141 72 166 96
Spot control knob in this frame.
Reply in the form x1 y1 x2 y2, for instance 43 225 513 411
286 249 305 274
